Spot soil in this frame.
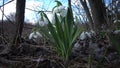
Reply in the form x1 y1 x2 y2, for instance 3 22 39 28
0 22 120 68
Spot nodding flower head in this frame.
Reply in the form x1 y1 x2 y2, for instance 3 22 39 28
113 30 120 34
114 19 120 23
80 32 86 40
51 13 61 24
80 30 95 40
53 6 67 17
39 13 48 27
29 30 42 40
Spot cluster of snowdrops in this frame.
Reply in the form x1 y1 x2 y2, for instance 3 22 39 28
28 1 120 61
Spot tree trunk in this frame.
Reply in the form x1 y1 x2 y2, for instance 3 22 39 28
68 0 72 9
80 0 94 30
88 0 107 32
12 0 26 44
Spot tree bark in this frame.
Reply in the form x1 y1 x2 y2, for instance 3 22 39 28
12 0 26 44
68 0 72 10
80 0 94 30
88 0 107 32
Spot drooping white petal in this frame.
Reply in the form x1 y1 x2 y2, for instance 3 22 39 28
113 30 120 34
58 6 65 10
53 6 67 17
51 14 55 24
53 7 59 14
51 13 61 24
36 32 42 37
39 21 45 27
44 17 49 24
90 30 95 34
89 30 96 37
114 19 120 23
60 9 67 17
29 32 34 39
39 17 48 27
73 42 82 51
33 34 38 39
80 32 86 40
74 42 80 48
29 31 42 39
85 32 91 38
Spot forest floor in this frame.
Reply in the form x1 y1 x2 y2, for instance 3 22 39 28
0 22 120 68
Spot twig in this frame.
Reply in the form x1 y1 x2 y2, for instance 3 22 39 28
0 0 14 8
0 35 8 44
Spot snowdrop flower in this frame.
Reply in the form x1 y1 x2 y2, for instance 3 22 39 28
59 8 67 17
74 42 80 48
90 30 96 37
74 16 80 24
53 6 65 13
29 31 42 39
73 42 82 51
80 30 95 40
85 32 91 38
51 13 61 24
113 19 120 23
48 31 51 35
113 30 120 34
39 16 48 27
118 9 120 12
80 32 86 40
51 14 55 24
53 6 67 17
90 30 95 34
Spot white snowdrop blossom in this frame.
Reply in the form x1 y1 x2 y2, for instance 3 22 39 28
113 30 120 34
74 16 80 24
51 13 61 24
73 42 82 51
90 30 95 34
90 30 96 36
80 32 86 40
39 16 48 27
53 6 67 17
80 30 95 40
74 42 80 48
113 19 120 23
59 6 67 17
29 31 42 39
48 31 51 35
118 9 120 12
51 14 55 24
85 32 91 38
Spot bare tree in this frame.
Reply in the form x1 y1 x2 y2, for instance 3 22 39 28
12 0 26 44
